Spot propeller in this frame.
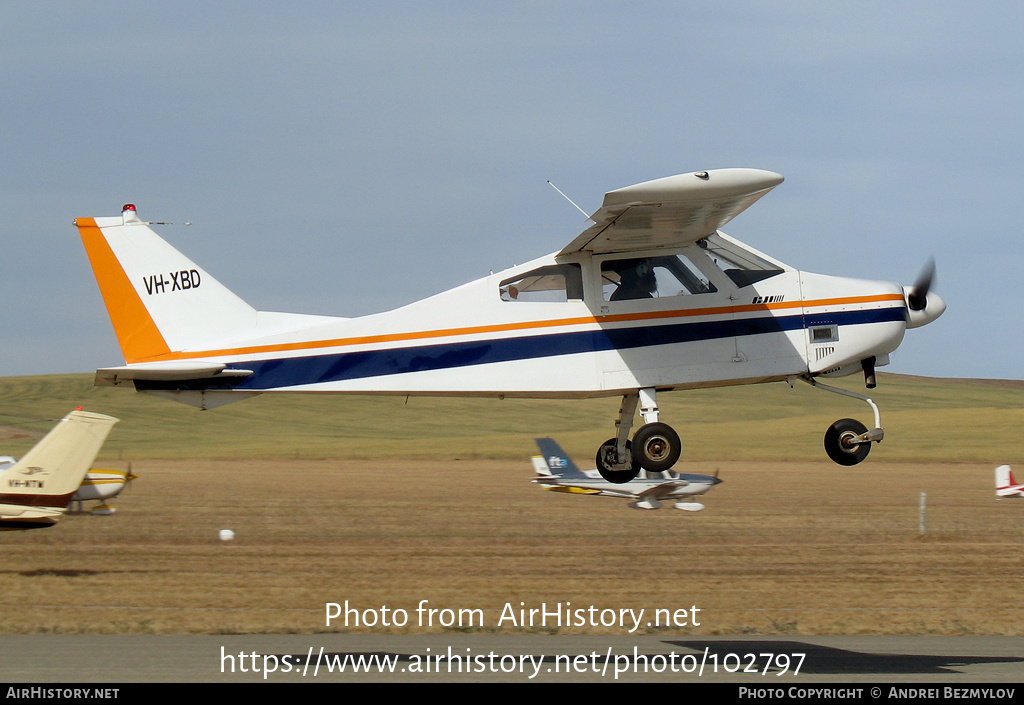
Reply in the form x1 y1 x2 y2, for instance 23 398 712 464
902 257 946 329
125 461 138 485
906 257 935 312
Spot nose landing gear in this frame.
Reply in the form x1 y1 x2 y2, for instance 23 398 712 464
798 375 885 466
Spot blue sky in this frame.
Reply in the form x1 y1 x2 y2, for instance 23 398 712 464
2 2 1021 380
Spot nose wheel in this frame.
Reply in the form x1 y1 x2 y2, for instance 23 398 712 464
823 418 872 466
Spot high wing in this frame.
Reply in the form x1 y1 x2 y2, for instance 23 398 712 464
559 168 784 256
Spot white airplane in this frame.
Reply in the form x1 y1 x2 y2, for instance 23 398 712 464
0 410 119 530
995 465 1024 499
68 466 137 515
531 437 720 510
75 168 944 482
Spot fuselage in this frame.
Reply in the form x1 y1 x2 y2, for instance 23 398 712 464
538 472 721 499
131 231 917 400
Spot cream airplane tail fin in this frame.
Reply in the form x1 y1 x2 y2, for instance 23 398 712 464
75 205 260 364
0 410 118 529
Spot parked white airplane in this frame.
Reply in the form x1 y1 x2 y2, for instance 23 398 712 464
531 437 720 510
75 168 944 482
995 465 1024 499
69 466 137 515
0 410 119 530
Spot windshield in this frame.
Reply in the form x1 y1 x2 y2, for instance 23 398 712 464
698 232 785 287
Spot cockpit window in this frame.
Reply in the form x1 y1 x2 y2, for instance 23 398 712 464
601 254 716 302
500 264 583 302
698 233 784 287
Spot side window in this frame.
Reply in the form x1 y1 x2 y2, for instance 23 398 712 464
601 255 717 302
500 264 583 302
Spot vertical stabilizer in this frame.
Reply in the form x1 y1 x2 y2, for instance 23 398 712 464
533 438 588 479
995 464 1020 496
0 410 119 527
75 206 258 363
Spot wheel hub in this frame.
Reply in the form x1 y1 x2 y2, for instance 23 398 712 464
642 437 670 461
839 432 862 452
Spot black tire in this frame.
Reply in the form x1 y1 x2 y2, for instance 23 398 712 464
632 422 682 472
595 438 640 484
824 418 871 466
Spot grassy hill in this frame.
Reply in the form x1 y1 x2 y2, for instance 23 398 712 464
0 372 1021 463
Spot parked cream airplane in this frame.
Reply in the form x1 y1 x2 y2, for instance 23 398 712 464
995 465 1024 499
532 437 720 511
75 168 944 482
0 410 118 529
0 457 136 515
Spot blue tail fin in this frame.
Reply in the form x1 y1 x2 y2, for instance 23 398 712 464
534 438 588 479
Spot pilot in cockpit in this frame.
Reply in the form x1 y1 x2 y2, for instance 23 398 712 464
609 259 657 301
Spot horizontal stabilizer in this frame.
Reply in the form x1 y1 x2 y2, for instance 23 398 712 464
0 506 63 530
96 362 253 387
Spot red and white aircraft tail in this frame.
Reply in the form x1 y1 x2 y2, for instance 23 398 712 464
995 465 1024 498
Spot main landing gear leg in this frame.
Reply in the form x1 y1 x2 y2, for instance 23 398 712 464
797 376 884 466
596 394 640 484
596 388 683 483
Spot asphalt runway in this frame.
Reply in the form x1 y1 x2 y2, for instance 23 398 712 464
1 634 1022 683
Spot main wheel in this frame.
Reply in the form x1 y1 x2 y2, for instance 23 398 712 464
632 422 682 472
596 438 640 484
824 418 871 466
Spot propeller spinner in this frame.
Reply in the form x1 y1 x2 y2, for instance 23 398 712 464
903 258 946 328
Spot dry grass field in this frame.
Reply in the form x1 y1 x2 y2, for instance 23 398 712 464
0 372 1022 636
2 373 1024 464
0 455 1021 636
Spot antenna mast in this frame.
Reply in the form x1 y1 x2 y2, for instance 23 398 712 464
547 181 593 221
